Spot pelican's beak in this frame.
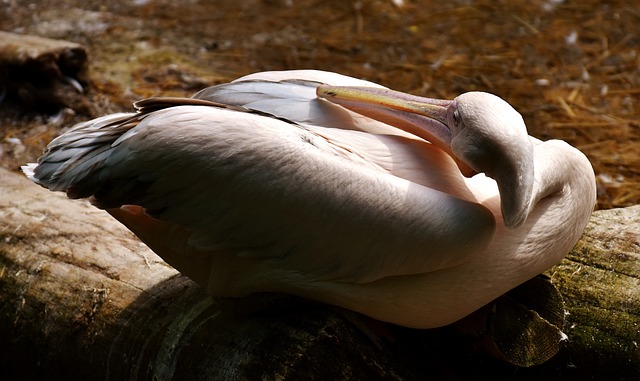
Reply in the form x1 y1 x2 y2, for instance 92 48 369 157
317 85 477 177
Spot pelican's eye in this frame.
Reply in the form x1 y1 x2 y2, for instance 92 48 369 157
453 109 461 127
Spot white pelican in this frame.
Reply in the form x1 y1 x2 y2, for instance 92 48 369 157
23 70 596 329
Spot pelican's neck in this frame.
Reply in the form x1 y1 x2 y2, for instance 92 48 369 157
520 139 596 264
530 140 595 214
466 138 595 295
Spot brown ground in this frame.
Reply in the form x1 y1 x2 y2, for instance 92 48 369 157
1 0 638 209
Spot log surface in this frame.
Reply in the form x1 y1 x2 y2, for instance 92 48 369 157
0 31 89 113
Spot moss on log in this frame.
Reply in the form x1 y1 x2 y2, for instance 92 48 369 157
543 206 640 379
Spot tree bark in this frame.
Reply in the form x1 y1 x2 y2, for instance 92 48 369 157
1 167 638 380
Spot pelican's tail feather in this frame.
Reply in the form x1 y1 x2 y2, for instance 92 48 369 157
24 112 140 198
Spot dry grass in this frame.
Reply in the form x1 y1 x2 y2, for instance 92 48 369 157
1 0 638 208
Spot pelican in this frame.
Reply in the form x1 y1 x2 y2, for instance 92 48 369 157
23 70 596 329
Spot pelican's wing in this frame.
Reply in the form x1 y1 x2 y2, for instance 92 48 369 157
28 102 495 291
25 96 263 195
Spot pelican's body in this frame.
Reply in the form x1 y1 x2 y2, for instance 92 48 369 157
24 70 596 328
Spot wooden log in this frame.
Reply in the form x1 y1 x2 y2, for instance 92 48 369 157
0 31 90 114
542 206 640 379
0 166 638 379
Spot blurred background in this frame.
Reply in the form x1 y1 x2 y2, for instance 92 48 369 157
1 0 638 209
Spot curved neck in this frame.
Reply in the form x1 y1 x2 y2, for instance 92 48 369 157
521 139 596 265
530 140 595 216
466 139 596 295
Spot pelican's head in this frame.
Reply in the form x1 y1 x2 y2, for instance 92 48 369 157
317 86 534 229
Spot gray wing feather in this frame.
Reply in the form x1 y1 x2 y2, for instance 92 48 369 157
193 80 363 130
